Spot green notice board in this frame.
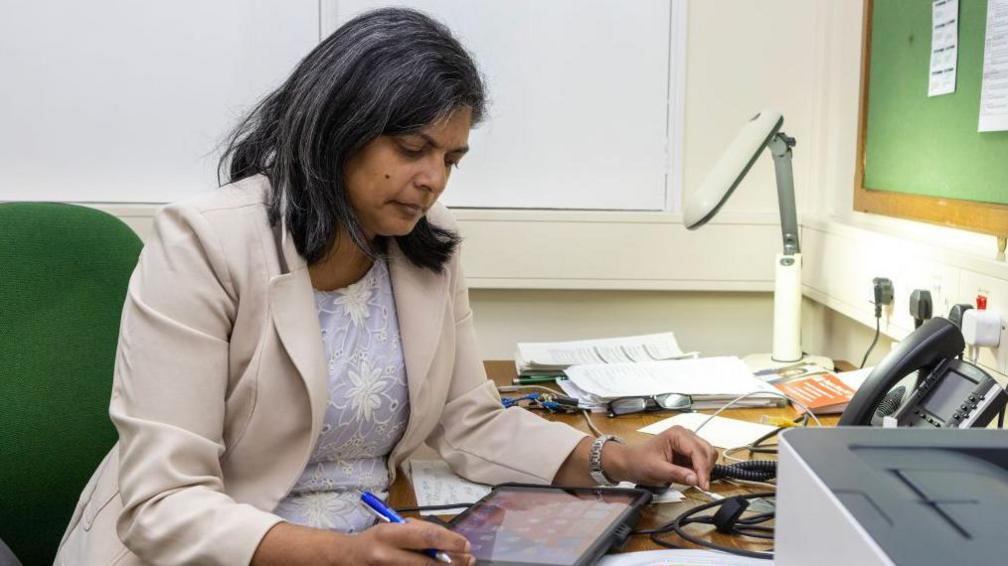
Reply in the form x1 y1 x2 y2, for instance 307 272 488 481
863 0 1008 205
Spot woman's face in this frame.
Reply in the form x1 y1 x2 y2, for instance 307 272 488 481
344 107 472 238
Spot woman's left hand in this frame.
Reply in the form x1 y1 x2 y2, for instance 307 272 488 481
606 426 718 490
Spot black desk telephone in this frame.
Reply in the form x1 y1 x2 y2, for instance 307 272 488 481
838 317 1008 427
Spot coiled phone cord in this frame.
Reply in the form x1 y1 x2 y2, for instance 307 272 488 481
711 460 778 482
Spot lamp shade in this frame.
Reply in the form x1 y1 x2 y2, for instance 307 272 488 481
683 110 783 229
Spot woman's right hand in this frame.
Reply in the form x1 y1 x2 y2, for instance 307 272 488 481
341 519 474 565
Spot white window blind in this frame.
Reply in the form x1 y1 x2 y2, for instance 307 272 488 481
1 1 684 211
0 0 317 203
326 0 684 211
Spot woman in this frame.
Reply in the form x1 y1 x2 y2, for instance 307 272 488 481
55 8 716 566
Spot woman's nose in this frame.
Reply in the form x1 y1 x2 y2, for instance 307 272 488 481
416 156 448 194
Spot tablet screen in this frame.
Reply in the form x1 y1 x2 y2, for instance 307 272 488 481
450 486 642 565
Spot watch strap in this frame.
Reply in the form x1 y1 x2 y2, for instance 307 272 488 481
589 434 623 486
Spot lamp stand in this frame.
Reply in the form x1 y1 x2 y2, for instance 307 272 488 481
742 132 833 374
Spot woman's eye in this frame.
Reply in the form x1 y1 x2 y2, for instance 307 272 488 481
399 144 425 157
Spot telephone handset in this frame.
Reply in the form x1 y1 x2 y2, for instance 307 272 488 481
838 317 1008 427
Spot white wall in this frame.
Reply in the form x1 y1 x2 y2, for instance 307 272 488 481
471 289 774 360
59 1 1008 379
799 1 1008 380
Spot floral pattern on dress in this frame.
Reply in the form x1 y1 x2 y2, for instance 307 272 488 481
274 259 409 533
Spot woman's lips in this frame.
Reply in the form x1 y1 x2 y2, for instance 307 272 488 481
393 201 424 215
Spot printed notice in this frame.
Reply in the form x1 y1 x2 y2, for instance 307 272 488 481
929 0 959 96
979 0 1008 131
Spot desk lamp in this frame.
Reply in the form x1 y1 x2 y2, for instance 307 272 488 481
684 110 832 372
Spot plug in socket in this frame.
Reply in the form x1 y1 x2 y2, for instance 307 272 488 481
872 277 893 317
962 309 1001 348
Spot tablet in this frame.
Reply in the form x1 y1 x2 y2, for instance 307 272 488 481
449 483 651 565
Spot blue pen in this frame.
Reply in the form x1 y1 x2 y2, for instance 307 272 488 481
359 491 453 564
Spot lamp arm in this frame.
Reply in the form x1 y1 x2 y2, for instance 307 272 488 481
768 132 800 256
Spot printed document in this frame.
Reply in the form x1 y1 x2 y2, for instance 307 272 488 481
980 0 1008 131
928 0 959 96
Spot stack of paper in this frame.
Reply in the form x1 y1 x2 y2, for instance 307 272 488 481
561 356 786 411
514 332 695 376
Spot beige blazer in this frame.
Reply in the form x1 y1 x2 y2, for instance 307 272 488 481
55 175 586 566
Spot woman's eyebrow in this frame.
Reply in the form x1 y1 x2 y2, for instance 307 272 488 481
415 132 469 155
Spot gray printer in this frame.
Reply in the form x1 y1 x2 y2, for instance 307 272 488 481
775 427 1008 565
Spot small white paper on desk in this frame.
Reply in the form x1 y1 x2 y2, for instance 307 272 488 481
837 366 873 390
979 0 1008 131
638 413 778 449
408 460 491 515
597 548 771 565
928 0 959 96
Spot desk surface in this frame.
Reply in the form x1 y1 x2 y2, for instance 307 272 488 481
389 360 850 555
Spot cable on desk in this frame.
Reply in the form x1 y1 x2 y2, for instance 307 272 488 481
721 414 809 463
692 391 822 436
720 477 778 490
500 382 606 436
582 410 603 436
642 492 776 560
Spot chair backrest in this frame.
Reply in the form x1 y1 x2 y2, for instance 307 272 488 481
0 203 143 566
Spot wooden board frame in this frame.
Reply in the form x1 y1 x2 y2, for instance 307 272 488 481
853 0 1008 243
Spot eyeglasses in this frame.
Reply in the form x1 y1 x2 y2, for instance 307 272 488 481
606 393 692 417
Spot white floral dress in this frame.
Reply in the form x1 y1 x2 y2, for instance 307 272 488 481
273 259 409 532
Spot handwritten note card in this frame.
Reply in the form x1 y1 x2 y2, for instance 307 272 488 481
409 460 491 516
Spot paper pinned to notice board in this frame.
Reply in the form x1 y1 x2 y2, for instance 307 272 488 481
979 0 1008 131
929 0 959 96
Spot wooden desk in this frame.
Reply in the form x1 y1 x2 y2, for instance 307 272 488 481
390 360 850 554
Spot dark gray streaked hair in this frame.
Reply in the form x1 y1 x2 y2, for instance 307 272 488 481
218 7 486 271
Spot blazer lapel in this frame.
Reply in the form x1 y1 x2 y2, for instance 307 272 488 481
388 241 449 436
267 220 328 442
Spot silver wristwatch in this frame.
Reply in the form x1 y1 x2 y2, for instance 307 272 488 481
589 434 623 486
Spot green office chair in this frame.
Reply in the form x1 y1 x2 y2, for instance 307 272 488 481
0 203 143 566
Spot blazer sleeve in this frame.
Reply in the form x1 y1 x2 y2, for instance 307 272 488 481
109 203 281 566
424 219 589 485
